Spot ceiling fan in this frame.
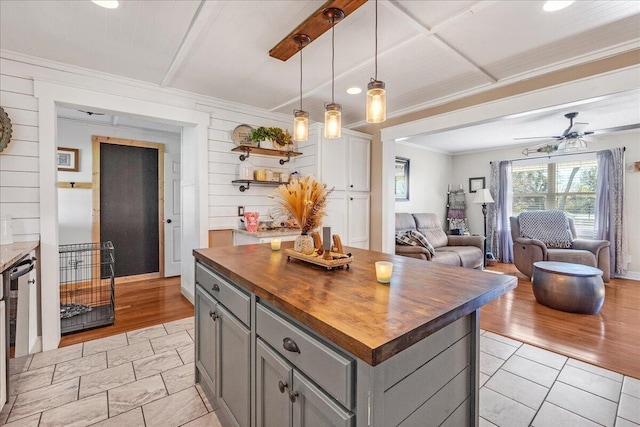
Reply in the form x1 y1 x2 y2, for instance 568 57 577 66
517 112 591 155
517 111 640 155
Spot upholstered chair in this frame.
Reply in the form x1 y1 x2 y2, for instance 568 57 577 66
510 212 610 282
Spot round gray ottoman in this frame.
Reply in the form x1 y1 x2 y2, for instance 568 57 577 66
532 261 605 314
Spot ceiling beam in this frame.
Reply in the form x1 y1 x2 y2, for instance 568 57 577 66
269 0 368 62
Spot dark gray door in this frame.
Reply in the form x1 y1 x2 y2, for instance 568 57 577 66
100 143 158 277
256 338 293 427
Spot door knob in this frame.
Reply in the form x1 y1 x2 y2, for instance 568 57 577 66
289 390 299 403
166 219 172 224
278 380 288 393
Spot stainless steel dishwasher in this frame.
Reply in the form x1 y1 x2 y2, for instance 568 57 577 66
2 255 35 406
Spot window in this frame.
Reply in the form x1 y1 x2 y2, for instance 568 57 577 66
512 157 597 238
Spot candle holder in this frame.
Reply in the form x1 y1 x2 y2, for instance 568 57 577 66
375 261 393 283
271 238 281 251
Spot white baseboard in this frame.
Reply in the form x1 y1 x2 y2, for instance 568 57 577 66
618 270 640 281
181 286 195 305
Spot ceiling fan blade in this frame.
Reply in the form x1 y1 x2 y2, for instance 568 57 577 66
564 122 589 136
514 136 562 140
591 123 640 134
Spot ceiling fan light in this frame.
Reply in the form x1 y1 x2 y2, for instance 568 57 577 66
558 137 587 152
293 110 309 142
366 79 386 123
324 103 342 139
91 0 119 9
543 1 574 12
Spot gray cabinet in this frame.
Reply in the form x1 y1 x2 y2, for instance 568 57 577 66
195 264 251 427
292 370 354 427
195 285 217 401
256 339 292 427
256 338 353 427
218 304 251 427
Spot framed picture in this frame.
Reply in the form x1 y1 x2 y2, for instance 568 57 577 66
395 157 410 201
469 177 485 193
57 147 79 172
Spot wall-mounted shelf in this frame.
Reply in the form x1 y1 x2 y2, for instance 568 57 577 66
231 146 302 165
232 179 283 192
57 181 92 189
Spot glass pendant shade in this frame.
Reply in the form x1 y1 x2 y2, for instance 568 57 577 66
558 137 587 152
293 110 309 142
324 103 342 139
366 80 386 123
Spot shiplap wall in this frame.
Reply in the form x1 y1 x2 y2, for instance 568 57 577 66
0 54 317 244
0 73 39 242
202 105 319 230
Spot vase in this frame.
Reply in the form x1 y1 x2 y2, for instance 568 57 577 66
294 234 315 255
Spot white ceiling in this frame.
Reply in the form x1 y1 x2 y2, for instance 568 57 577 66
1 0 639 153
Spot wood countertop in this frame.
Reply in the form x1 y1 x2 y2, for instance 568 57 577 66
193 242 517 366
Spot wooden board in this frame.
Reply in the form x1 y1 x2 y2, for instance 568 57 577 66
284 248 353 270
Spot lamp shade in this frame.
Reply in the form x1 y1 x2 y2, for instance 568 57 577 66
293 110 309 141
324 103 341 139
473 188 494 204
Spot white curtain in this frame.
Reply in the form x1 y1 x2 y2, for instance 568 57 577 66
488 160 513 263
595 147 627 276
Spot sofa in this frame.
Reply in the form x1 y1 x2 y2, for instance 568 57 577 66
395 213 485 269
510 211 611 282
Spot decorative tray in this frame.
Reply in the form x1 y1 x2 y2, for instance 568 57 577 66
284 249 353 270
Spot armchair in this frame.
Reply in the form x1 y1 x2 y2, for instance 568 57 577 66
510 212 610 282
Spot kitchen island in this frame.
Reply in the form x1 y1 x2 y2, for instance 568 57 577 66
193 242 517 427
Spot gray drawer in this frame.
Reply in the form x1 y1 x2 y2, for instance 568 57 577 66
195 263 250 326
256 304 354 410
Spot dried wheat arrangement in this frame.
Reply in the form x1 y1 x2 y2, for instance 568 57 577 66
269 175 334 234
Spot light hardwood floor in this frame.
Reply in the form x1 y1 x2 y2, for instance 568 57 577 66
480 263 640 379
58 264 639 379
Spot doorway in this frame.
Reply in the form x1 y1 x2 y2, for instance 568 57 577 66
93 136 165 281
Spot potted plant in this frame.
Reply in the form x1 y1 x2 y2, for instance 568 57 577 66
250 126 293 150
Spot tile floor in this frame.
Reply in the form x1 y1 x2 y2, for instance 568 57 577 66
1 318 638 426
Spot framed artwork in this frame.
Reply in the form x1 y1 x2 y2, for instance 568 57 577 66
57 147 79 172
395 157 410 201
469 177 485 193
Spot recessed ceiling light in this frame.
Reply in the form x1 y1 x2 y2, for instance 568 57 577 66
91 0 119 9
346 87 362 95
542 1 574 12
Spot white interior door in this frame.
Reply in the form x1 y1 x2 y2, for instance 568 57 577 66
164 153 181 277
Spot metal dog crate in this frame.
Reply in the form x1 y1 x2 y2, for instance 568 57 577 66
59 242 115 334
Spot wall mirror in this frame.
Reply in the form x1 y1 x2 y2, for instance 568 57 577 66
395 157 410 201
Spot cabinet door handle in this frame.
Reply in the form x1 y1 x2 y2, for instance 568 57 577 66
350 184 353 188
289 390 299 403
212 283 220 292
209 310 219 321
278 380 288 393
350 197 354 201
282 337 300 353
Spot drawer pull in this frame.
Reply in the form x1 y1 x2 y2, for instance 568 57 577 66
289 390 298 403
212 283 220 292
209 310 219 321
282 337 300 353
278 380 288 393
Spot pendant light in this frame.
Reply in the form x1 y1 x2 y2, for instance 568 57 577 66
323 7 344 139
366 0 386 123
293 34 311 142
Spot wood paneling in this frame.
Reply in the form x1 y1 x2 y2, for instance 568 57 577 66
59 275 193 347
480 263 640 379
